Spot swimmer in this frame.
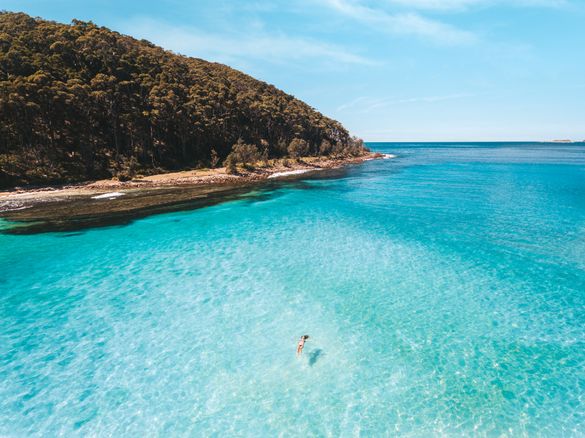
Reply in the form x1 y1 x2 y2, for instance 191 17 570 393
296 335 309 356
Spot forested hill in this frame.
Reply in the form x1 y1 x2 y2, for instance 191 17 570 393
0 12 366 188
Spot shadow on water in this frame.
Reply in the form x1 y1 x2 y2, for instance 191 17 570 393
0 167 356 235
308 349 324 367
57 232 86 238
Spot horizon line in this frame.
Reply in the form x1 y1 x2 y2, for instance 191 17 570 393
363 140 585 143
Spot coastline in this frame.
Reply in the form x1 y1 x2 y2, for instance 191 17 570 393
0 153 391 202
0 152 393 234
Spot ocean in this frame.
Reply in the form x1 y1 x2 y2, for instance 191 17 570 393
1 142 584 436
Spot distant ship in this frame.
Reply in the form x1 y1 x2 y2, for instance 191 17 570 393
551 139 573 143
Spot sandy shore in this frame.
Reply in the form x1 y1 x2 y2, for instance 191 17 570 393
0 153 392 233
0 153 390 203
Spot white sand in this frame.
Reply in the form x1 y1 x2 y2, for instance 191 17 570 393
267 169 315 179
91 192 126 200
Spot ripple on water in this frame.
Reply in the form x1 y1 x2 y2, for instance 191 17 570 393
0 143 584 436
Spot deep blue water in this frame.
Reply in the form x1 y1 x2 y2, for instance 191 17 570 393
1 142 584 436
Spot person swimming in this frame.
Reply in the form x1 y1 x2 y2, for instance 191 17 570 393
296 335 309 356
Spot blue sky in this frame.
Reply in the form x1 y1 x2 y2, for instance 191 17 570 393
4 0 585 141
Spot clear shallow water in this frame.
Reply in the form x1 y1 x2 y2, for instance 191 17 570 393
1 142 585 436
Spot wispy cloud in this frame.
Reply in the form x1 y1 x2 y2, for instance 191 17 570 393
383 0 569 12
318 0 569 44
337 93 475 112
336 96 374 112
119 18 374 67
319 0 477 45
385 0 481 11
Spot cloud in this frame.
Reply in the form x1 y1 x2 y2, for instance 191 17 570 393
119 18 374 67
336 96 374 112
384 0 482 11
318 0 569 43
320 0 476 45
337 93 475 112
384 0 569 11
388 0 485 10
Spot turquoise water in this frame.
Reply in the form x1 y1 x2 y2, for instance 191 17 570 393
1 143 585 436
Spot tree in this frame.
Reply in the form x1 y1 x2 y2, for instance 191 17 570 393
210 148 220 168
0 12 363 188
223 139 260 172
225 156 237 174
287 138 310 159
348 136 368 156
319 139 332 156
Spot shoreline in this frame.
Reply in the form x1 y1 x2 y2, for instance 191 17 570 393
0 153 392 203
0 153 393 234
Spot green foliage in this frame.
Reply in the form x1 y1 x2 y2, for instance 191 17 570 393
111 155 138 181
225 157 237 175
287 138 310 159
224 139 260 168
210 148 220 168
259 139 269 166
347 137 369 157
319 139 332 156
223 139 261 173
0 12 365 188
331 136 369 158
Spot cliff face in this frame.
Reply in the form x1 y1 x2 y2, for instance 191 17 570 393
0 12 364 187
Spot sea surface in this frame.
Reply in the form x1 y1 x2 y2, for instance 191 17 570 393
1 142 584 436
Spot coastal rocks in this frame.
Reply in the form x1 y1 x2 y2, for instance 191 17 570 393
0 153 384 233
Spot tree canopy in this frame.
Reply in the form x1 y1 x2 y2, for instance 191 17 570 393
0 12 366 188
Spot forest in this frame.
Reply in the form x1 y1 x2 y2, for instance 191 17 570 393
0 12 367 188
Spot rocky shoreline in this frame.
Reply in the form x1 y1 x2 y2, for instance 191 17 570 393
0 153 388 200
0 153 392 234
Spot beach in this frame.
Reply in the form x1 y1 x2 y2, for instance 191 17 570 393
0 153 390 201
0 153 392 233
